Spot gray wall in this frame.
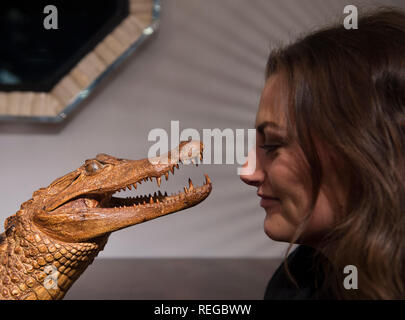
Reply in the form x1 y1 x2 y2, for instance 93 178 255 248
0 0 403 258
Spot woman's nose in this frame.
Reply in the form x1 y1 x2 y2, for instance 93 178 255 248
239 148 264 187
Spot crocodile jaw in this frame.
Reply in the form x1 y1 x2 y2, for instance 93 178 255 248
32 141 212 242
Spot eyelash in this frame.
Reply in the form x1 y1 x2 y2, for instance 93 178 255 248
259 144 281 155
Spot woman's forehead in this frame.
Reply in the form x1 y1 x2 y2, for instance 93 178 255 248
255 74 288 130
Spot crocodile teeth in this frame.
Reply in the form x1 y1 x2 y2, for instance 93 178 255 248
110 152 211 209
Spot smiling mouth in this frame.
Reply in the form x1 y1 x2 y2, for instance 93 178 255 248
259 196 279 200
257 192 279 200
259 195 280 210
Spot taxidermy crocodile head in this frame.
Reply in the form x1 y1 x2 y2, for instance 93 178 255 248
0 140 212 300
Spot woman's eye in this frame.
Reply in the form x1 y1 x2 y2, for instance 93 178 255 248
259 144 281 155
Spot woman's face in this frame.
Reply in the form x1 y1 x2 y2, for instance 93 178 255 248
240 74 345 247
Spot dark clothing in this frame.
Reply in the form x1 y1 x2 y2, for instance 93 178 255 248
264 245 335 300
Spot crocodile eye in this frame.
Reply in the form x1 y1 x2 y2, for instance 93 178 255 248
85 160 103 174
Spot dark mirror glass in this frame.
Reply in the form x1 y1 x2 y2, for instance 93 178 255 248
0 0 128 92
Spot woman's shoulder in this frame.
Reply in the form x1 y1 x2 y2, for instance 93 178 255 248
264 245 335 300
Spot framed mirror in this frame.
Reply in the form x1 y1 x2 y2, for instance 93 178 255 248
0 0 160 123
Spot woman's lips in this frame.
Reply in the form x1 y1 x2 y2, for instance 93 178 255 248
258 194 280 209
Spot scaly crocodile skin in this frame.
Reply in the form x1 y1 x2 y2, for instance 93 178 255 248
0 141 211 300
0 210 107 300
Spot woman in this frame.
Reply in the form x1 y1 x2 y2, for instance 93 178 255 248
240 8 405 299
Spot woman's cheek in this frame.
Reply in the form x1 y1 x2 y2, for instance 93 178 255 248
267 153 313 226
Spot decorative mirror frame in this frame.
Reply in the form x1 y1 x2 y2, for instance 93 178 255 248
0 0 160 123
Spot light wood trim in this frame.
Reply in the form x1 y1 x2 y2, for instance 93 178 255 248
0 0 157 119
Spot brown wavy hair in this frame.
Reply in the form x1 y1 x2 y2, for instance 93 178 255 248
266 7 405 299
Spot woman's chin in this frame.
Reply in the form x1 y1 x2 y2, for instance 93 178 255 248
263 212 294 242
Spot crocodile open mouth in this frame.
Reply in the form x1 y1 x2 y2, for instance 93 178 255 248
102 166 212 210
106 175 211 208
34 141 212 242
86 140 212 212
